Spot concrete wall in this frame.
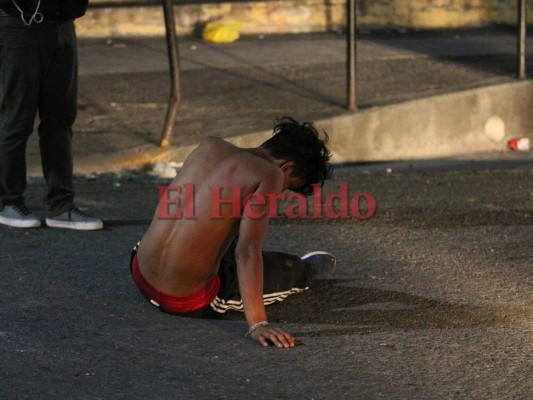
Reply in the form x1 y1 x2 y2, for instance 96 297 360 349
323 81 533 162
75 81 532 175
356 0 533 29
77 0 533 38
173 81 533 166
227 81 533 163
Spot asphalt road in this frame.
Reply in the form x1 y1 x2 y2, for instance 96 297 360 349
1 156 532 399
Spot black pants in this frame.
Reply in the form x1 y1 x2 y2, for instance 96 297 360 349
211 242 310 315
0 11 77 215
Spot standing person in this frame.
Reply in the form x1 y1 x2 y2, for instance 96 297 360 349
130 117 335 348
0 0 103 230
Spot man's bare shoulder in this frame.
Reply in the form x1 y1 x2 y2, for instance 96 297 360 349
197 137 278 173
191 136 240 158
181 137 235 168
178 137 280 183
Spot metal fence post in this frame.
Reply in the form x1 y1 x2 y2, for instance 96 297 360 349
160 0 182 147
346 0 357 111
518 0 527 80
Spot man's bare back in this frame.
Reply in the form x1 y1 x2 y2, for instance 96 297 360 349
130 118 333 348
137 137 284 297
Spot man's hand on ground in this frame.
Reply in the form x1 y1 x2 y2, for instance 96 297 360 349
250 325 296 348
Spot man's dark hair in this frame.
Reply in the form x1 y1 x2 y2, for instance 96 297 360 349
261 116 333 196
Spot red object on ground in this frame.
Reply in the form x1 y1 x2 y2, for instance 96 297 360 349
507 138 530 151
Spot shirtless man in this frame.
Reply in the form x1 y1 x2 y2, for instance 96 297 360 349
130 117 333 348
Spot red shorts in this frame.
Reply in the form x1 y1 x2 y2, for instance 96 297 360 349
130 253 221 314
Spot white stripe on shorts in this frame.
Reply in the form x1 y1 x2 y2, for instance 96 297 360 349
209 286 308 314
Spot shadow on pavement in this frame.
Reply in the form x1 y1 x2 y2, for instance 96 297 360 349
235 279 532 338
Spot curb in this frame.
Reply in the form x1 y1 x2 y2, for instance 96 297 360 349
70 81 532 177
72 130 273 176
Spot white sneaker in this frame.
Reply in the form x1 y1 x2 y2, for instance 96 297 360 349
46 207 103 231
0 204 42 228
301 251 336 279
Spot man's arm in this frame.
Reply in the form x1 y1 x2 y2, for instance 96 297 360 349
235 174 295 348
